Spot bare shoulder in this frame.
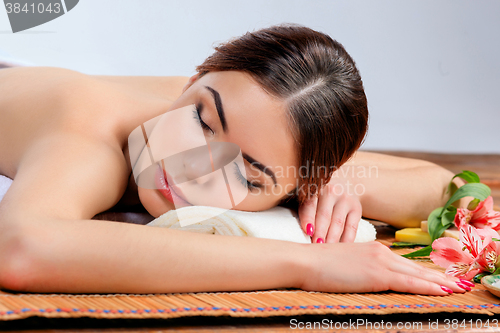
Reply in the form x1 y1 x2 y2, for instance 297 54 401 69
0 67 94 179
0 67 148 222
90 74 190 101
0 66 89 100
0 130 129 222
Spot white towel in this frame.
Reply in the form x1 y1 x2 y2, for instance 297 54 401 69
0 175 13 203
147 205 377 244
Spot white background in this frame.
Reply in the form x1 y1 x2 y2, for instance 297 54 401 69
1 0 499 153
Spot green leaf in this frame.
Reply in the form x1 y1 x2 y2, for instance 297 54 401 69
431 223 451 242
494 267 500 275
473 272 489 283
447 170 479 194
402 245 433 258
442 183 491 213
452 170 481 184
428 207 443 230
446 179 460 195
428 207 449 241
467 198 480 210
392 242 429 248
493 238 500 242
441 207 457 227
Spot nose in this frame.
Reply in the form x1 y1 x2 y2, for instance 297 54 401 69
178 145 213 184
166 142 241 186
167 146 213 184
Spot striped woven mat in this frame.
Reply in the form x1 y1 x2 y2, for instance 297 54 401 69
1 223 499 321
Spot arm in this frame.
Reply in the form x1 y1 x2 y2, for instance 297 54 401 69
0 215 301 293
0 214 467 296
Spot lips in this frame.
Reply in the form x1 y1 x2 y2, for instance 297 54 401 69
154 164 191 206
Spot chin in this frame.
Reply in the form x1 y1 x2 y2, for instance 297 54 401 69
137 186 176 218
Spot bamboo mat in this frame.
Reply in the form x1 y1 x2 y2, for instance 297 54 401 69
1 223 500 321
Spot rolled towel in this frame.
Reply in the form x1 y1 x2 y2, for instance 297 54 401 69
0 175 13 203
147 205 377 244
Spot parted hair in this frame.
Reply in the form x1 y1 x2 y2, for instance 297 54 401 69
196 24 369 204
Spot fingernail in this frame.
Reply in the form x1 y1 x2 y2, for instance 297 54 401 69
456 282 471 291
459 279 475 287
316 237 324 244
306 223 314 236
441 286 453 294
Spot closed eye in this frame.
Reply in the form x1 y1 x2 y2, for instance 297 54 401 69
192 104 214 135
234 162 262 192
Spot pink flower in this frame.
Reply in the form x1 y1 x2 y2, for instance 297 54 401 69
430 224 500 280
454 196 500 231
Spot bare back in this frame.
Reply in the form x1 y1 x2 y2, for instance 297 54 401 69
0 66 189 221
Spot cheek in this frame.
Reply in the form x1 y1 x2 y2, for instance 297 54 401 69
138 187 175 218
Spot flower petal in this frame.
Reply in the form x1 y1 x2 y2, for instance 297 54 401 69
463 268 482 281
482 196 495 212
473 198 489 215
445 263 481 280
460 224 484 258
485 210 500 231
470 197 494 225
445 263 471 278
473 234 499 272
454 209 470 229
430 237 473 268
475 227 499 242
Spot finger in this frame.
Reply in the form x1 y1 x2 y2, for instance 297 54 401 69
324 199 350 243
298 196 318 238
389 254 467 293
339 208 362 243
387 271 453 296
312 191 337 243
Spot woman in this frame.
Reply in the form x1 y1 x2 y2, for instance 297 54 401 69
0 24 467 295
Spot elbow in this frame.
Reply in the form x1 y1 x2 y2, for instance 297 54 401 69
0 225 38 292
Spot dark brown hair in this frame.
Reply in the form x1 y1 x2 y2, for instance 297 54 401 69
196 24 368 204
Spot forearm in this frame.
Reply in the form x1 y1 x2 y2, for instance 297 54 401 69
4 218 303 293
334 151 465 228
358 166 458 227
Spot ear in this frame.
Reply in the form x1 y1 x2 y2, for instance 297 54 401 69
182 72 201 93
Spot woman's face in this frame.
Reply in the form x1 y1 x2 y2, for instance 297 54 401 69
138 71 299 218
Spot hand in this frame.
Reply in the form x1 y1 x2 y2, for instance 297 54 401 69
298 179 362 243
298 241 468 295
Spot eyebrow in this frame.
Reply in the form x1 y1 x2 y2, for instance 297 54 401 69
205 86 227 132
243 153 277 187
204 85 277 187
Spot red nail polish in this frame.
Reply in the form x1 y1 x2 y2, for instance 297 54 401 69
306 223 314 236
456 282 471 291
459 279 474 287
316 238 324 243
441 286 453 294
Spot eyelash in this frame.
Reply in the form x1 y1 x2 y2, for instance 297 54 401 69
192 105 214 135
192 105 261 192
233 162 261 192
